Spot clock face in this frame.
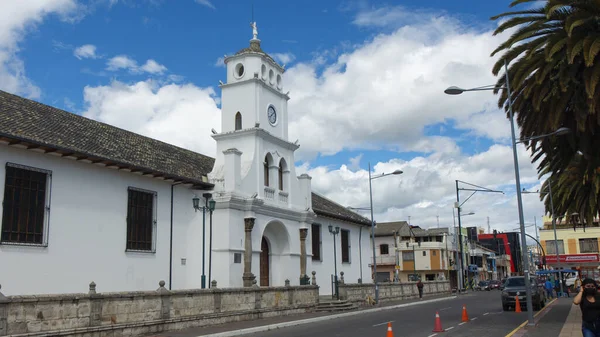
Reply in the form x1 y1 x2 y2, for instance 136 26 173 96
267 105 277 125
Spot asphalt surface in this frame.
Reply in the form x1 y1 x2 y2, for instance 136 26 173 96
238 291 530 337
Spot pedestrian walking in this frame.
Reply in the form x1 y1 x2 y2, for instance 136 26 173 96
573 278 600 337
416 279 424 299
563 278 570 298
545 278 554 299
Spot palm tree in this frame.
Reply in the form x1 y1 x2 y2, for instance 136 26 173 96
489 0 600 227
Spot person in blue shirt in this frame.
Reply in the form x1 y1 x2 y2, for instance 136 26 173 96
545 278 554 298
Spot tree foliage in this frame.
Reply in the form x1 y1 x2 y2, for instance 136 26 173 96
490 0 600 227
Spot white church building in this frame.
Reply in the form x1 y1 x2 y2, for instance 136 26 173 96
0 25 373 296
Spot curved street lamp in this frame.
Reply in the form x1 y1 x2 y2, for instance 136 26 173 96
368 164 403 305
444 60 570 325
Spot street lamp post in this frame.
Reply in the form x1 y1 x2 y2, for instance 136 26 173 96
455 180 503 292
193 193 214 289
368 162 403 305
452 208 474 291
329 225 340 300
522 181 563 295
445 61 571 325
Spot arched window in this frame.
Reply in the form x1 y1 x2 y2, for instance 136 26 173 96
278 161 284 191
264 155 270 187
235 112 242 131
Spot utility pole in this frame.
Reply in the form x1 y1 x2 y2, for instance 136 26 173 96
437 215 440 228
487 217 490 234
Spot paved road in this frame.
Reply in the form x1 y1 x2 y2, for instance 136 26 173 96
240 291 532 337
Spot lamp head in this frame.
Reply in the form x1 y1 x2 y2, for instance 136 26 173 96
328 224 333 233
392 169 403 175
192 195 200 212
444 86 465 95
208 199 216 212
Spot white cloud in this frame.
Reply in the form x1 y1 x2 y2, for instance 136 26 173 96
285 10 512 161
106 55 138 71
214 56 226 68
0 0 80 98
348 153 363 171
81 79 220 157
353 5 443 29
195 0 215 9
106 55 167 74
140 59 167 74
74 44 98 59
272 53 296 65
299 143 546 239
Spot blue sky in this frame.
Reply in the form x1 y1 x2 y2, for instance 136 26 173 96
0 0 552 236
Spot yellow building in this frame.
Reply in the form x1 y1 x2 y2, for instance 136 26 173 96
371 221 451 282
539 216 600 279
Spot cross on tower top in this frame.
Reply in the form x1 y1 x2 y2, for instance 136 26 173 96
250 21 258 41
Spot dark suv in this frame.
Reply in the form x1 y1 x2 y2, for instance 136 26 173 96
501 276 546 311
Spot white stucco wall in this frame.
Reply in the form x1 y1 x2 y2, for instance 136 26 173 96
0 144 208 296
309 218 372 295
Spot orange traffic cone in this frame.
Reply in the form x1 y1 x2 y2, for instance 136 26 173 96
386 322 394 337
515 296 522 313
461 304 469 322
432 311 445 332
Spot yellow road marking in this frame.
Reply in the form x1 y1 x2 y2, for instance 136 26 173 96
504 298 557 337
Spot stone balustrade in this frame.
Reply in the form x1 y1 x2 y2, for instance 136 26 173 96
0 281 319 337
339 281 451 305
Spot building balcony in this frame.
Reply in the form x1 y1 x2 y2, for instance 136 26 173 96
399 241 448 250
263 187 289 205
371 255 397 266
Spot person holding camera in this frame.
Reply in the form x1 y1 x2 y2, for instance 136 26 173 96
573 278 600 336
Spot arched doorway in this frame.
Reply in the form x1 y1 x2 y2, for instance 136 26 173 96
260 237 270 286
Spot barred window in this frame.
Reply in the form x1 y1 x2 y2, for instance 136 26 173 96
311 223 321 261
546 240 565 254
126 187 157 252
579 238 598 253
402 251 414 261
380 244 389 255
1 163 51 246
341 229 350 263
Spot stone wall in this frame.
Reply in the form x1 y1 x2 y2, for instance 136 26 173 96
339 281 451 305
0 280 319 337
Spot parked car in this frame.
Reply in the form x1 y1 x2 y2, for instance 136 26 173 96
488 280 501 290
499 278 508 291
501 276 546 311
477 281 490 291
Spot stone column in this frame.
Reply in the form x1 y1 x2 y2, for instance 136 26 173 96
299 228 308 282
243 217 256 287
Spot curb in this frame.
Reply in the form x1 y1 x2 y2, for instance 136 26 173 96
197 295 457 337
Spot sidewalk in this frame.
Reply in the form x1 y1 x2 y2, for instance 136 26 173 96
148 293 456 337
508 297 576 337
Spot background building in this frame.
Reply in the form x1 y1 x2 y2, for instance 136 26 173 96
371 221 451 283
540 215 600 280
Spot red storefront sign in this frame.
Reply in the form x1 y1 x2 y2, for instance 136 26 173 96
545 254 599 264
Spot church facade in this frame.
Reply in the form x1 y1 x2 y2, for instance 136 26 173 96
0 26 372 296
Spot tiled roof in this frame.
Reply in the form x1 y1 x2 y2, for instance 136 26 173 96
374 222 448 237
0 90 370 226
311 192 372 227
0 90 214 187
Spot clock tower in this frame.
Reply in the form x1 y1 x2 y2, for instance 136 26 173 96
208 22 309 212
218 23 290 140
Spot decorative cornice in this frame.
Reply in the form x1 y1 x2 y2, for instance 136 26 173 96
217 194 316 223
223 52 285 73
218 77 290 100
212 128 300 151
